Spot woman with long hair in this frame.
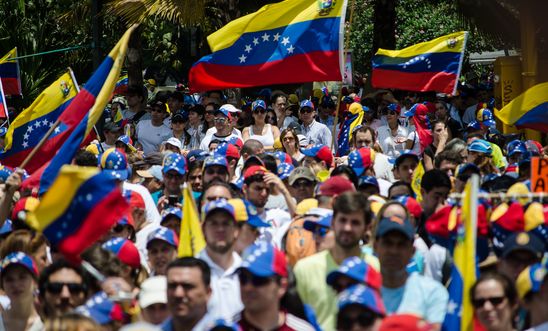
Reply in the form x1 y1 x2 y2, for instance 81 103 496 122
280 128 304 162
242 100 280 151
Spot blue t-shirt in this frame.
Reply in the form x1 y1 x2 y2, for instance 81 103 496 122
381 272 449 323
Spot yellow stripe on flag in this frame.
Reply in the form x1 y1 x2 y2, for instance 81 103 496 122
411 160 425 203
0 48 17 64
178 184 206 257
376 31 467 58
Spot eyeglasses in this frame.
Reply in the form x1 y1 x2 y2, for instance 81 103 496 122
337 310 377 330
205 110 216 115
300 108 313 114
472 296 506 308
253 108 266 114
238 271 274 287
46 282 85 295
214 117 227 123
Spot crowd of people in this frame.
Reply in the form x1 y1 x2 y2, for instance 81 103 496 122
0 84 546 331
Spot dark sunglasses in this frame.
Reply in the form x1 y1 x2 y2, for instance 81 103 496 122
383 110 398 116
112 224 126 233
472 296 506 308
300 107 313 114
337 309 377 330
253 108 266 114
205 167 227 176
46 282 85 295
238 271 273 287
205 110 216 115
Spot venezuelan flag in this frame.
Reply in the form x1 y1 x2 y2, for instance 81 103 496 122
495 82 548 132
372 32 468 95
0 71 78 167
21 26 137 194
179 184 206 257
442 174 478 331
337 102 363 156
0 48 22 96
411 160 425 202
113 74 128 95
26 165 128 262
188 0 347 91
0 79 7 119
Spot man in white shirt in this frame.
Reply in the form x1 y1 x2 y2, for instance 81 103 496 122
197 199 243 320
136 101 172 155
200 105 241 150
299 100 332 147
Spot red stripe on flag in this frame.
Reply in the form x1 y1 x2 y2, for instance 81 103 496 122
1 77 21 95
57 189 129 263
189 51 341 92
371 68 458 94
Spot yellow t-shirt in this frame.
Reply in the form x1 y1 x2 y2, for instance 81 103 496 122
490 142 506 169
294 249 379 331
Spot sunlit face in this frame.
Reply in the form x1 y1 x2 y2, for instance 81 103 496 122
332 210 368 250
167 267 211 320
147 240 177 276
2 265 35 301
473 279 515 331
203 210 239 254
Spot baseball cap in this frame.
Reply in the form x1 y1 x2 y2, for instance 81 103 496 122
243 155 265 169
466 120 481 131
301 144 333 167
288 166 316 186
162 153 187 175
238 242 287 277
146 226 179 249
202 199 236 222
164 137 183 151
252 100 266 111
214 142 240 160
295 198 319 216
393 150 419 168
217 104 235 118
476 108 496 128
379 314 434 331
318 176 355 196
467 139 492 156
161 207 182 223
136 165 163 182
456 163 480 180
273 151 293 164
303 213 333 235
210 319 240 331
0 220 12 237
226 136 243 149
277 163 294 180
516 263 547 299
300 100 315 110
171 112 188 122
403 103 428 117
348 147 375 176
102 237 141 269
10 197 40 223
100 148 129 180
376 215 415 240
204 155 229 170
327 256 382 290
501 232 544 259
0 252 39 279
358 176 379 189
151 100 167 112
243 165 268 181
506 140 526 157
139 276 167 309
394 195 423 220
76 292 125 325
0 127 7 137
116 135 137 153
0 165 13 182
186 149 209 163
228 198 270 228
338 284 386 316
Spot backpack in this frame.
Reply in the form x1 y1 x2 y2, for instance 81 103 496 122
283 217 316 267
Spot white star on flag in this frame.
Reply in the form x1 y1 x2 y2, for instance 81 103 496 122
244 45 252 53
23 133 29 140
261 33 270 42
273 33 280 41
446 299 459 315
27 126 33 133
54 127 61 134
253 38 259 46
22 141 28 148
287 45 295 54
281 37 290 46
42 119 48 126
238 54 247 63
34 121 41 129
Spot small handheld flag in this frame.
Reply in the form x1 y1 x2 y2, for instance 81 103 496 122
178 184 206 257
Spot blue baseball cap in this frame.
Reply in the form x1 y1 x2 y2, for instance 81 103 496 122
277 163 294 180
375 215 415 240
217 104 236 118
100 148 129 180
467 139 492 156
467 120 481 131
252 99 266 111
202 199 236 221
227 198 270 228
338 284 386 316
348 147 375 177
204 154 229 170
327 256 382 291
506 140 526 157
476 108 496 128
238 242 287 277
358 175 379 188
116 135 137 152
303 213 332 235
393 150 419 168
0 219 12 236
456 163 480 179
0 165 14 182
146 226 179 249
300 100 315 110
301 144 333 166
186 149 209 163
162 153 187 175
75 292 125 325
102 237 141 269
161 207 182 222
1 252 39 279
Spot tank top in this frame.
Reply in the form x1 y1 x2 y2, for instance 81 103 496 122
249 124 275 147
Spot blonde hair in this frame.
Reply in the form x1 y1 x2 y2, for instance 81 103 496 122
0 229 48 259
45 313 100 331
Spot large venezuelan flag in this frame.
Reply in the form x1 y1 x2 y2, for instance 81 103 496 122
0 71 78 166
442 174 478 331
26 165 128 262
22 26 136 193
0 48 22 96
188 0 347 91
372 31 468 95
495 82 548 132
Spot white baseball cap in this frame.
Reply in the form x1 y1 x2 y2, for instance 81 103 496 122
138 276 167 308
165 137 182 151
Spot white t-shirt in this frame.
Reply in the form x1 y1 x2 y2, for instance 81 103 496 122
376 125 408 158
136 120 172 155
205 127 242 139
200 132 241 151
258 209 292 249
406 131 422 155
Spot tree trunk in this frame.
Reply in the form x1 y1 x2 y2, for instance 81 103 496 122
372 0 396 53
127 25 143 87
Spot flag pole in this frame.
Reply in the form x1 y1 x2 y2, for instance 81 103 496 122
331 0 356 152
19 118 61 170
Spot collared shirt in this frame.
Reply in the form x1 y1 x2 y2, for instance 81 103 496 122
237 311 316 331
197 249 243 320
301 120 332 147
318 115 334 127
161 312 214 331
376 124 409 158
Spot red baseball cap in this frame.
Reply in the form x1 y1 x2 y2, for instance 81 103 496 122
243 165 268 181
318 176 355 197
379 314 434 331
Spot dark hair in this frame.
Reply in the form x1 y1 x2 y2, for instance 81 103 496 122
169 91 184 102
189 104 205 116
167 257 211 287
74 150 98 167
126 85 147 100
280 128 300 152
351 126 376 149
470 272 518 307
81 244 123 293
388 181 413 199
331 165 359 188
421 169 451 192
270 92 288 105
188 160 205 176
198 181 235 208
243 174 264 186
434 150 463 168
258 153 277 174
333 192 371 226
39 259 87 298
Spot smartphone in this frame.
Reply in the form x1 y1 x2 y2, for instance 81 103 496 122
168 195 178 206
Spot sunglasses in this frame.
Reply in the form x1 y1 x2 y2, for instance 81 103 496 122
472 296 506 308
238 271 274 287
337 310 377 330
165 172 184 180
205 167 227 176
214 117 228 123
253 108 266 114
46 282 85 295
112 224 127 233
300 108 314 114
